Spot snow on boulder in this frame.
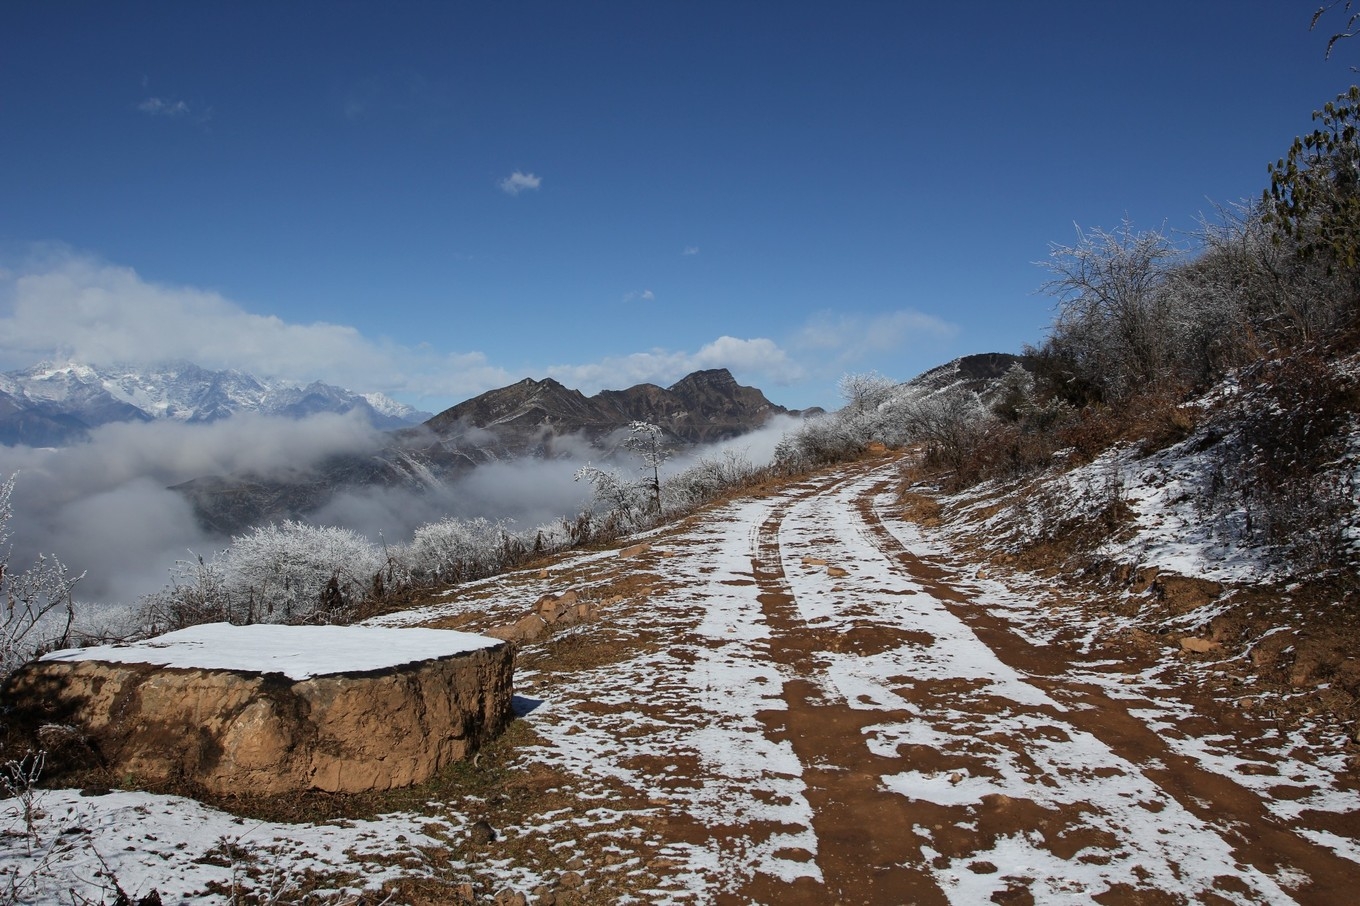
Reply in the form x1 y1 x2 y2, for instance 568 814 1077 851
5 623 514 795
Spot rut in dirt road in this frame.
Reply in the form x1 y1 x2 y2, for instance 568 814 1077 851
735 459 1349 904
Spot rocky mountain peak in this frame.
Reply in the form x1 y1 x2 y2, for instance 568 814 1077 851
425 369 789 452
668 368 738 393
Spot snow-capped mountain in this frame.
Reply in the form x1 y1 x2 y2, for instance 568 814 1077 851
0 361 431 446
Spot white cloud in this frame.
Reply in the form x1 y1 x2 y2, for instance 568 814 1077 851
547 335 802 394
623 289 655 303
0 249 509 409
498 171 542 195
397 351 515 403
137 97 191 117
0 252 385 380
682 246 700 256
793 309 955 363
0 249 956 420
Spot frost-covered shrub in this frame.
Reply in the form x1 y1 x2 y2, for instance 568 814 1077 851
774 374 909 472
145 521 385 628
140 554 235 633
773 414 864 472
774 373 1007 478
665 450 765 509
527 519 575 555
400 516 517 584
897 388 994 475
574 463 654 536
1193 353 1360 574
221 522 383 623
0 473 82 678
835 372 900 442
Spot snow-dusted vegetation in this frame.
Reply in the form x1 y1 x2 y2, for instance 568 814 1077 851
0 473 81 677
776 91 1360 578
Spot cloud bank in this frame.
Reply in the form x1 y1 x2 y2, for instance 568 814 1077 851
0 412 387 605
0 410 805 611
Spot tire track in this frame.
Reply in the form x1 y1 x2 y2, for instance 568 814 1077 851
851 470 1360 904
740 460 947 905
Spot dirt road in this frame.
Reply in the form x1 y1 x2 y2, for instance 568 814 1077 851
441 458 1359 904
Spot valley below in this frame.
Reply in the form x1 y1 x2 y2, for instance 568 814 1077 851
6 453 1357 905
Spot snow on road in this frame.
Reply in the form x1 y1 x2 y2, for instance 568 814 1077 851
3 459 1356 903
777 471 1296 902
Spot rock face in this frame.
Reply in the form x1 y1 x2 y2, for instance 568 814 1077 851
5 624 514 795
425 367 793 449
485 590 604 643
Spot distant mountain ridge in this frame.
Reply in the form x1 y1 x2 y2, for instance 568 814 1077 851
0 361 431 446
425 367 796 454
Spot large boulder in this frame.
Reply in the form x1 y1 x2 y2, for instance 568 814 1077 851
5 623 514 795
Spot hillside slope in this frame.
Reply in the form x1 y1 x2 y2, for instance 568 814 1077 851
10 454 1357 904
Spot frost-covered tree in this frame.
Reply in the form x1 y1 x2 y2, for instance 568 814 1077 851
0 473 82 677
1037 221 1182 404
624 421 670 515
570 422 675 530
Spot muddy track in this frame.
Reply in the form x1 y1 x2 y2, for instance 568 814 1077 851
739 462 946 905
732 458 1356 904
851 473 1360 903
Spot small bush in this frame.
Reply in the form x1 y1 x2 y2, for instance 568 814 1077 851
144 522 385 629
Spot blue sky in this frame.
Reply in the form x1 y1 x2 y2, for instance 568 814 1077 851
0 1 1353 412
